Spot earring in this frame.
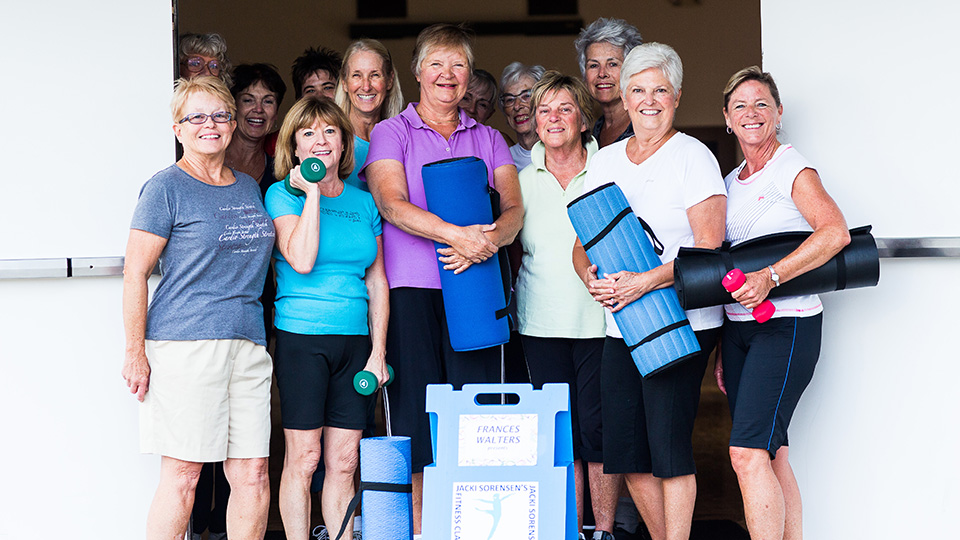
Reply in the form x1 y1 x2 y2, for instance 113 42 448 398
725 126 732 134
776 121 782 133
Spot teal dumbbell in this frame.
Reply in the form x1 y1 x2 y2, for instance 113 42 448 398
353 365 395 396
283 157 327 196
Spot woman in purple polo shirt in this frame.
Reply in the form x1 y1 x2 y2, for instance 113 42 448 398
362 23 523 536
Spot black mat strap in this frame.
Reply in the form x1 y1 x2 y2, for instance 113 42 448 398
362 480 413 493
636 216 665 256
835 248 848 291
334 481 413 540
720 247 735 275
627 320 692 352
583 207 632 251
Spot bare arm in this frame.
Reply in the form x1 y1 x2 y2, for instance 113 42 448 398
573 237 615 307
488 163 524 247
121 229 167 402
363 236 390 385
598 194 727 312
366 158 500 268
272 168 321 274
439 162 524 273
732 169 850 309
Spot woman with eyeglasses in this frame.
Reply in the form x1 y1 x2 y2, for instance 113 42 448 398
498 62 546 171
179 33 232 86
122 76 275 540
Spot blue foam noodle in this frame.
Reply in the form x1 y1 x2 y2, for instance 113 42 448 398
360 436 413 540
421 157 510 351
567 182 701 377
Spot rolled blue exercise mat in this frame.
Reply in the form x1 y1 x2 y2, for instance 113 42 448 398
421 156 510 351
673 225 880 310
359 436 413 540
567 182 701 377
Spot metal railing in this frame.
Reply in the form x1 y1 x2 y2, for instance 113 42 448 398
0 237 957 279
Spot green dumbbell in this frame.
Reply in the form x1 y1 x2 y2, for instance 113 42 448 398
353 364 395 396
283 157 327 196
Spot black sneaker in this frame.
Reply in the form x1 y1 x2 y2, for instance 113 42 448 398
593 531 616 540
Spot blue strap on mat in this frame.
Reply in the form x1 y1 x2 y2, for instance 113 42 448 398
421 156 510 351
334 436 413 540
567 182 701 377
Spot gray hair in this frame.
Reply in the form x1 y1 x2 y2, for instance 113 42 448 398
498 62 546 112
573 18 642 76
620 42 683 97
178 33 232 86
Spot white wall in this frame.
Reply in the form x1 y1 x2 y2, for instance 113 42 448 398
761 2 960 538
0 1 173 538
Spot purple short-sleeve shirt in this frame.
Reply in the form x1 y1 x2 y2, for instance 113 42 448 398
361 103 514 289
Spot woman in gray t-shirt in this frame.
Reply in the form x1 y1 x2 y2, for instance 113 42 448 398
121 76 275 539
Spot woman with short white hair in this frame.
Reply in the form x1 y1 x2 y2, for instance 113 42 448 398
573 43 726 540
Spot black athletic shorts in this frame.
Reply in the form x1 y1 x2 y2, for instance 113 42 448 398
721 314 822 458
273 330 373 430
522 335 605 463
601 328 720 478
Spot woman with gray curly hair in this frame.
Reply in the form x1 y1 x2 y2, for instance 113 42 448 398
179 32 232 86
573 17 642 148
498 61 546 171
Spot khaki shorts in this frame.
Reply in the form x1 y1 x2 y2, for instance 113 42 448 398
140 339 272 462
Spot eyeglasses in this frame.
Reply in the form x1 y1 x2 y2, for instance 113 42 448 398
182 56 221 76
178 111 233 124
500 89 533 108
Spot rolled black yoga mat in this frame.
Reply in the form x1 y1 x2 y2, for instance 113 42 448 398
673 225 880 310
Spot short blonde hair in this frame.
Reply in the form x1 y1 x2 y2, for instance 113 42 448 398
170 76 236 124
410 23 474 78
274 96 355 181
530 71 596 147
335 39 405 122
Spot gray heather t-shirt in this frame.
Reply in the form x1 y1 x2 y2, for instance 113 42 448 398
131 165 276 345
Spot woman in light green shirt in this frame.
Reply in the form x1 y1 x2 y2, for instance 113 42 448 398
514 71 617 540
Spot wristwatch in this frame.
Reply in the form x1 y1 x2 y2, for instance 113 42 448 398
768 265 781 287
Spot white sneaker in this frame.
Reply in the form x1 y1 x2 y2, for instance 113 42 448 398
312 525 330 540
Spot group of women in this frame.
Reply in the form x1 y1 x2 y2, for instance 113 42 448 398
122 18 850 540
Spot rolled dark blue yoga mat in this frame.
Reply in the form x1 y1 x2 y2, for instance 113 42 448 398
567 182 701 377
673 225 880 310
422 156 510 351
360 436 413 540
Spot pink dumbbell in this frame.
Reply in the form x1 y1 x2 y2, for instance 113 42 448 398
722 268 775 323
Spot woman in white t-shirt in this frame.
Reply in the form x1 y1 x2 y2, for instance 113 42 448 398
573 43 726 540
717 66 850 540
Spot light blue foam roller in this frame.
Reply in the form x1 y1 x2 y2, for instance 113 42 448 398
360 436 413 540
567 182 700 377
421 156 510 351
